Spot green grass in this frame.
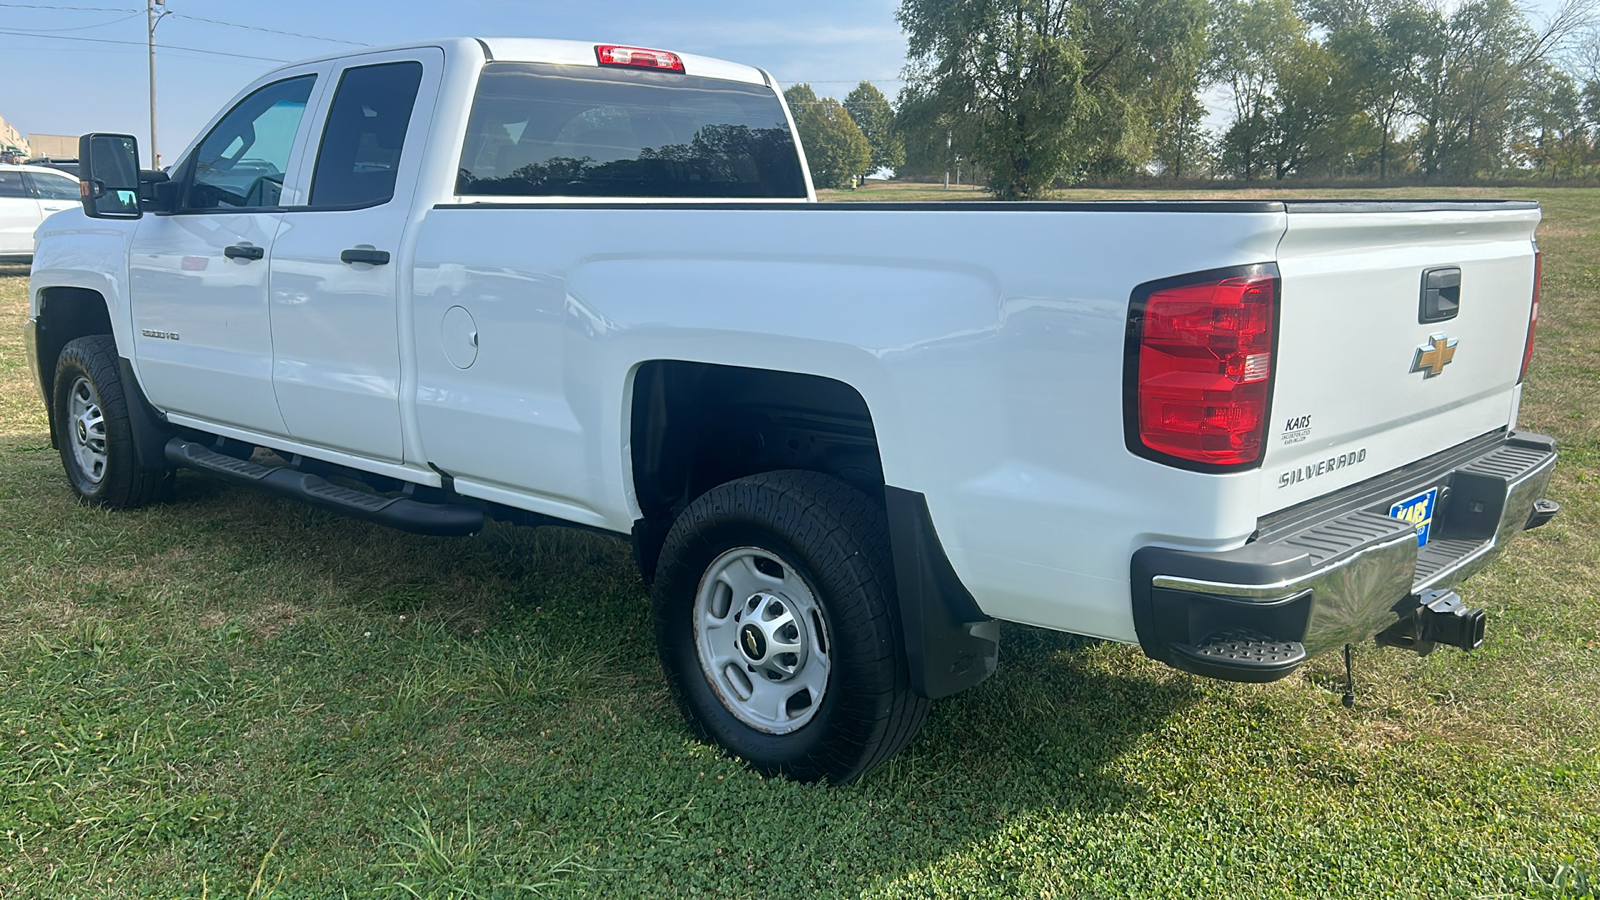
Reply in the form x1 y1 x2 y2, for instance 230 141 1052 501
0 185 1597 897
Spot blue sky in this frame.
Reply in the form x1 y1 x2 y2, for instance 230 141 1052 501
0 0 907 159
1 0 1572 165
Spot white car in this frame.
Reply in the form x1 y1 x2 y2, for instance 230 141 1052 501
0 163 79 261
26 39 1559 783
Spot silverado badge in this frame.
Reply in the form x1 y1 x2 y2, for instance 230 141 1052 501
1411 333 1458 377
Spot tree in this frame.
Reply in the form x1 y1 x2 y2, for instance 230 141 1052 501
1511 64 1588 178
1149 81 1211 179
1308 0 1437 180
897 0 1086 198
843 81 905 179
1267 36 1364 178
1074 0 1211 180
1208 0 1306 179
1410 0 1596 179
893 78 982 183
899 0 1205 197
783 84 872 190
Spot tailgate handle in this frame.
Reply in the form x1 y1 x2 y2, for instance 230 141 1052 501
1419 267 1461 324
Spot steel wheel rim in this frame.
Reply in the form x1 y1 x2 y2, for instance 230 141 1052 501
693 546 831 734
67 375 108 485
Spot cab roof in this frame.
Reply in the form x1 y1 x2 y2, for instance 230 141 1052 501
277 37 771 88
479 38 770 86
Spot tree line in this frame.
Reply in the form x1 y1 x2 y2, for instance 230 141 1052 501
786 0 1600 197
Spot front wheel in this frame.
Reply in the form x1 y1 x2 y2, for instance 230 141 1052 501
653 470 929 783
52 335 170 508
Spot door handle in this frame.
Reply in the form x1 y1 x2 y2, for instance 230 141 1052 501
340 248 391 266
224 244 265 261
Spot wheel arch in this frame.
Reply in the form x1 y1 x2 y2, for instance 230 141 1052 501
34 285 115 449
627 360 999 701
34 286 171 469
627 360 886 582
34 286 115 398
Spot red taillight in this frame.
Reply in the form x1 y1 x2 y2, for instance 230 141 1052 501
1520 251 1540 383
595 45 685 72
1126 268 1279 468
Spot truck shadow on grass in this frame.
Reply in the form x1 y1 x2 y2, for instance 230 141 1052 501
10 468 1207 894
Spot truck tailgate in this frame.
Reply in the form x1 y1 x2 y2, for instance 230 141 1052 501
1261 202 1540 515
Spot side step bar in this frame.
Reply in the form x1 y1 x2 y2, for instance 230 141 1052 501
165 437 483 537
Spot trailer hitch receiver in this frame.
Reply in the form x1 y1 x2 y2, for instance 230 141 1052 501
1413 589 1486 653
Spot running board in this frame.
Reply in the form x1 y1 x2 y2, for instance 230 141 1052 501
164 437 483 537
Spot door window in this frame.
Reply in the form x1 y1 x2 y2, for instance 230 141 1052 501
184 75 316 212
309 61 424 209
0 170 28 198
25 172 81 200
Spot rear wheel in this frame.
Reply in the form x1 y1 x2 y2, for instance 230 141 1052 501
653 470 929 783
52 335 169 508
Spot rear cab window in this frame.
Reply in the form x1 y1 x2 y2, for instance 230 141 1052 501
456 62 806 199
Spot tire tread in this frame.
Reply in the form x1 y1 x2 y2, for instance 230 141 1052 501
53 335 168 509
654 469 929 783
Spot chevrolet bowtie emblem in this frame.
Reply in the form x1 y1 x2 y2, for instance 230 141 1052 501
1412 333 1459 377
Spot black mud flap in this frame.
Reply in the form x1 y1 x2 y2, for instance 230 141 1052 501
884 486 999 700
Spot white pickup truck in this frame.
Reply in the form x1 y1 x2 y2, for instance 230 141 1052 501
25 38 1559 783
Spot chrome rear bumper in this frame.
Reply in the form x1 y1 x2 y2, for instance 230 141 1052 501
1131 432 1558 682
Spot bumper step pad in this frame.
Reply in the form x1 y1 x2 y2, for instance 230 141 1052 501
165 437 483 537
1170 629 1307 683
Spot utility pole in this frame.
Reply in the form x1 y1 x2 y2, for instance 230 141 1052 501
147 0 169 168
944 128 951 190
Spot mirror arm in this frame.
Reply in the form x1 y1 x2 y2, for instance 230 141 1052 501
138 169 174 210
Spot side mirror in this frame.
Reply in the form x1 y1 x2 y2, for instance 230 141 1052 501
77 133 143 219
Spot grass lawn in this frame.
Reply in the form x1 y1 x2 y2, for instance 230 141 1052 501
0 187 1596 898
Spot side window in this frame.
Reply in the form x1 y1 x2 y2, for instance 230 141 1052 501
185 75 316 212
26 172 81 200
309 61 424 208
0 169 28 199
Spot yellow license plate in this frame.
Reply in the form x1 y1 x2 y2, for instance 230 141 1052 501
1390 487 1440 548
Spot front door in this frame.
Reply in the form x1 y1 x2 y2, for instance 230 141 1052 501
129 69 324 434
267 51 439 463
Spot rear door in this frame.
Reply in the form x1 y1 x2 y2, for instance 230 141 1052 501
267 49 441 463
23 169 81 220
1262 203 1540 514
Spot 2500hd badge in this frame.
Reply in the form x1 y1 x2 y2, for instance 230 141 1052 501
1278 448 1368 488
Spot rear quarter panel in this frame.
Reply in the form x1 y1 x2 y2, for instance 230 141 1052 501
410 204 1289 640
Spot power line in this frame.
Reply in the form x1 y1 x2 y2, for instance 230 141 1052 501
0 27 288 62
0 11 140 31
0 3 367 47
0 3 139 10
165 12 369 46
